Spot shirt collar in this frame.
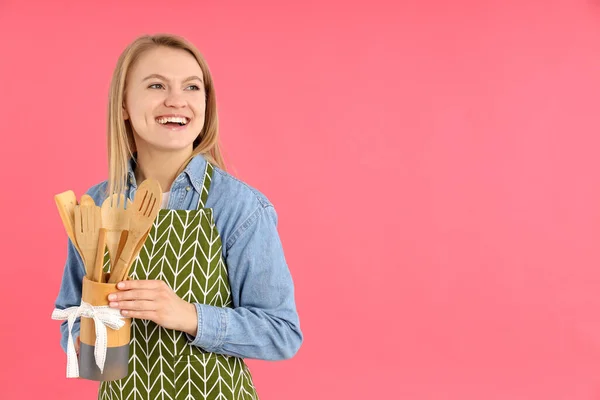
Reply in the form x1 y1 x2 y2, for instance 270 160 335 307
127 152 207 194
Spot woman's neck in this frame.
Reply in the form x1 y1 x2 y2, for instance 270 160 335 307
133 147 193 193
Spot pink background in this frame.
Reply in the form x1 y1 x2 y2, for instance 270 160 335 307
3 0 600 398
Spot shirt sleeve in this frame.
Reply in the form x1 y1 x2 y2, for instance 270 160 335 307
185 205 303 360
54 238 86 353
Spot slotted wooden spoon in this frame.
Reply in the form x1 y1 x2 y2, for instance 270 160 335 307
109 180 162 283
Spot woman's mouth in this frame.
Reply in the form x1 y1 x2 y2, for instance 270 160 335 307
155 116 190 129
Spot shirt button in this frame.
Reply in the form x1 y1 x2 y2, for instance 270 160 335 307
185 186 191 191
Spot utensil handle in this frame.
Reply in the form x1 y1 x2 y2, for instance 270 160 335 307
108 239 136 283
114 230 129 267
124 230 150 281
92 229 107 283
109 258 130 284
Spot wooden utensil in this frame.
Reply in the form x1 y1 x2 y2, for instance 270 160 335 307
110 228 148 281
74 195 102 280
54 190 83 259
91 228 107 283
93 229 127 283
109 180 162 283
124 228 151 280
115 229 129 263
101 193 132 272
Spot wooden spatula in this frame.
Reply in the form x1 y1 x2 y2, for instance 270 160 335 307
101 193 132 273
54 190 83 259
109 180 162 283
74 195 102 280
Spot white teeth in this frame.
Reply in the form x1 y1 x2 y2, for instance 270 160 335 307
156 116 188 125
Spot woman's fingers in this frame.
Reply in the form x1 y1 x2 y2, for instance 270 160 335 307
109 289 156 302
120 310 154 319
111 299 157 311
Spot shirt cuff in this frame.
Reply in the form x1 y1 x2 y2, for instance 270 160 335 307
185 303 228 351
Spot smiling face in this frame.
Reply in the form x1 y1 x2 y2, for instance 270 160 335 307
123 46 206 155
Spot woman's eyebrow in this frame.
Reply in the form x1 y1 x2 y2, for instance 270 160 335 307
142 74 204 84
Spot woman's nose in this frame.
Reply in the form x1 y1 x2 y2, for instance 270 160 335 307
164 90 186 108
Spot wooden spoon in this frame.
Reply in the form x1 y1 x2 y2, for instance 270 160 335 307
54 190 83 259
101 193 132 273
109 180 162 283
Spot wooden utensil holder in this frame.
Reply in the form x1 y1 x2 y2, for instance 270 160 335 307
79 275 131 381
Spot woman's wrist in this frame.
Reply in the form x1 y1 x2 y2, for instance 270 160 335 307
179 302 198 337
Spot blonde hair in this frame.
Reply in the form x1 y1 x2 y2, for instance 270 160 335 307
106 33 226 196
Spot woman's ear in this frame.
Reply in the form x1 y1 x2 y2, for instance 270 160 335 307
122 105 129 120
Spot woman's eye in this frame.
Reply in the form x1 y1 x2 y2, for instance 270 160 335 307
148 83 201 91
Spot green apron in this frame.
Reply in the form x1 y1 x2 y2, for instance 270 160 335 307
99 162 259 399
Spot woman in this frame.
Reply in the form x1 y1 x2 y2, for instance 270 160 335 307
54 33 303 399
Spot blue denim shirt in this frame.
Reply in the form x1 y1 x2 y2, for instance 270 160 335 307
54 154 303 361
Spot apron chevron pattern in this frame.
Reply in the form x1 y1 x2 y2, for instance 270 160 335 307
98 162 259 400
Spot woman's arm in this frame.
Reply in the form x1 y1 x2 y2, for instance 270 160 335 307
186 205 303 360
54 239 86 353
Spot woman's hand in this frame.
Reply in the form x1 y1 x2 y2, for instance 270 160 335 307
108 280 198 336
